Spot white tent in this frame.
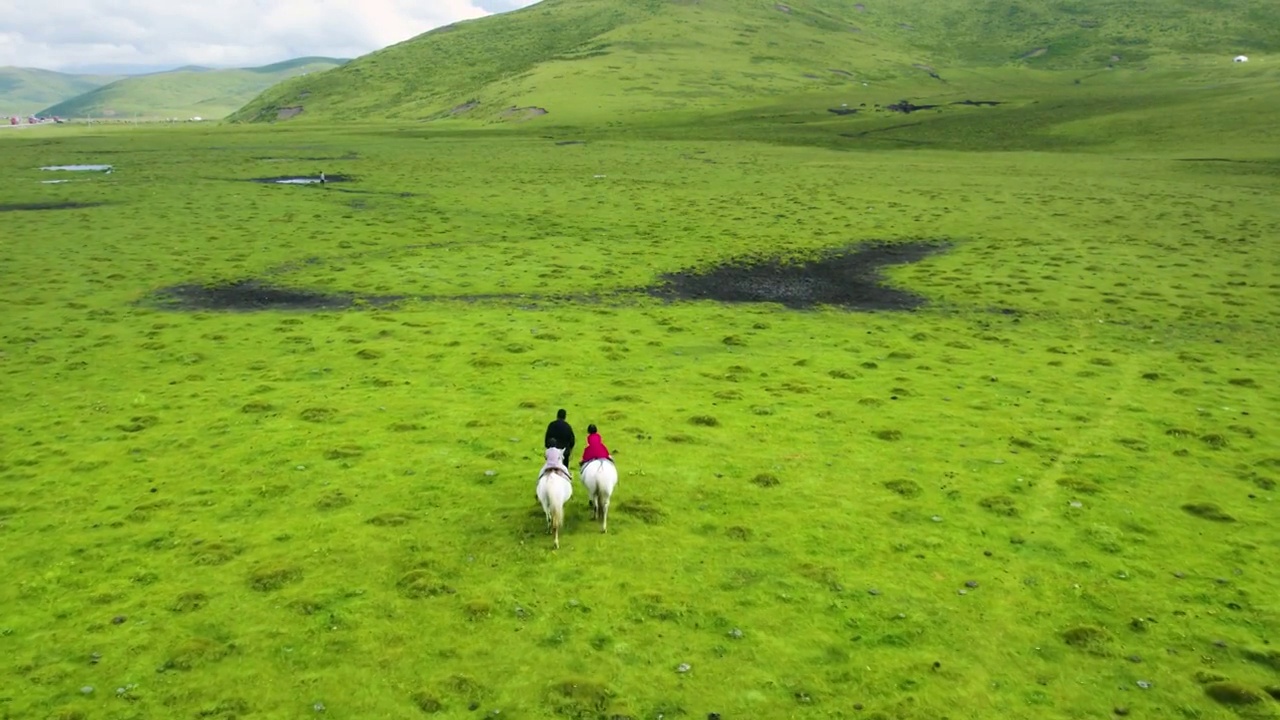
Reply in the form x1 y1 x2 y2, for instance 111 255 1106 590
1234 55 1249 63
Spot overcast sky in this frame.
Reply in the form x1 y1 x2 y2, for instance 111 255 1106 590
0 0 541 74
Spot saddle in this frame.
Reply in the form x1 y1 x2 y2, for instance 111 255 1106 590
540 467 570 480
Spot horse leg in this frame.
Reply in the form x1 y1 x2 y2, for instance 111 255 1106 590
551 500 565 550
600 496 610 534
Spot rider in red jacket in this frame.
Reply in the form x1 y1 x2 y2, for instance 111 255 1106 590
580 424 612 464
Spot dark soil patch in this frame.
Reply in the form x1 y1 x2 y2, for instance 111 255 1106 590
828 107 859 115
148 280 402 312
649 241 947 311
953 100 1003 107
886 100 940 114
1 201 107 212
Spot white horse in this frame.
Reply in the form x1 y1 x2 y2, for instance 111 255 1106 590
536 447 574 549
580 458 618 533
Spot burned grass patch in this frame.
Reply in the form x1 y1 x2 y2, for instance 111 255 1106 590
147 280 402 312
650 241 947 311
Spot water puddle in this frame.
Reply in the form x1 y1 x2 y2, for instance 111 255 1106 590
40 164 113 172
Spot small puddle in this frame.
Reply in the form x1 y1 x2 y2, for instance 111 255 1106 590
40 164 113 172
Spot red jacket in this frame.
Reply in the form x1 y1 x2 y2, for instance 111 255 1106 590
581 433 611 463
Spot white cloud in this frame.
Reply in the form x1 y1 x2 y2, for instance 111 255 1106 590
0 0 543 72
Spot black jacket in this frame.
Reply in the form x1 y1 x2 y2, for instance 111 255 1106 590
545 419 576 456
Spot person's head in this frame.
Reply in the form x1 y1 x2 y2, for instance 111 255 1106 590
588 424 598 434
557 409 567 420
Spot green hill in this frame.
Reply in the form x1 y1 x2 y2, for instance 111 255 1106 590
39 57 350 120
0 68 122 116
229 0 1279 125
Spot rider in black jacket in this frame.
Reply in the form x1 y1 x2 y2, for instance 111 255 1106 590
544 408 576 465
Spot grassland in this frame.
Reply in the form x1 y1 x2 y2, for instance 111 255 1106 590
230 0 1280 125
37 58 349 121
0 68 122 117
3 70 1278 719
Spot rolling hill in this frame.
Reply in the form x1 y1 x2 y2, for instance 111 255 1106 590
39 57 350 120
228 0 1279 125
0 68 122 116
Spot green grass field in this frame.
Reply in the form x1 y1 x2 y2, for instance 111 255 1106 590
3 0 1280 717
3 105 1277 719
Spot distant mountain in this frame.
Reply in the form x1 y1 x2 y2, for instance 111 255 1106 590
0 68 122 116
38 57 350 120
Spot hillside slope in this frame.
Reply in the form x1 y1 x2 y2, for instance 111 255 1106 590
39 57 349 120
0 68 121 115
229 0 1278 125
